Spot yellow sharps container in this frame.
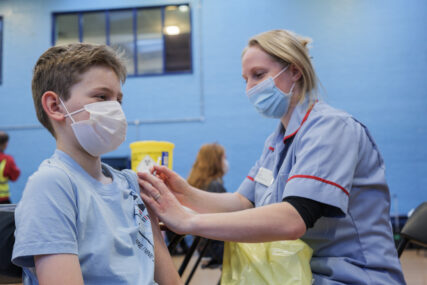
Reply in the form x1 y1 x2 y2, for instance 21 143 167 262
129 141 175 172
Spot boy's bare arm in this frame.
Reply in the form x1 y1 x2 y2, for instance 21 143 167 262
34 254 84 285
149 209 183 285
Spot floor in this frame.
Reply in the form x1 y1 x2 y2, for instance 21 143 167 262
400 249 427 285
173 249 427 285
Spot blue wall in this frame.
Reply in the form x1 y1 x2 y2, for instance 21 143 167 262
0 0 426 215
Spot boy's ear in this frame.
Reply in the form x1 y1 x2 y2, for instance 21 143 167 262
41 91 65 122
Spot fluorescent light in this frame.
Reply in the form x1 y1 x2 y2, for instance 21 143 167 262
179 5 189 12
164 26 180 35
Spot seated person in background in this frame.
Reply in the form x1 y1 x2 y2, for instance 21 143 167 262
12 43 181 285
187 143 228 268
0 131 21 204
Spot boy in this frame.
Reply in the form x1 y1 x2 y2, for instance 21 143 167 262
12 43 181 285
0 131 21 204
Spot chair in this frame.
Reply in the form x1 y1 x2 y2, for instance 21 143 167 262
0 204 22 284
397 201 427 257
166 230 220 285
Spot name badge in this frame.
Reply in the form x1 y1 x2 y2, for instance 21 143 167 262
254 167 274 187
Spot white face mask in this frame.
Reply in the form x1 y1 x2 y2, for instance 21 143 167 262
60 99 127 157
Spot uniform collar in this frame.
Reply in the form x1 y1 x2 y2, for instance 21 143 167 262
283 97 316 142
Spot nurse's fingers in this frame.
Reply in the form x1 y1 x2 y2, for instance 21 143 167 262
153 165 174 177
138 177 162 203
140 191 161 214
150 166 168 182
151 165 175 179
138 171 166 195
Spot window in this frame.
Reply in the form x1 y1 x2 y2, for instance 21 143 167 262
53 5 192 76
0 17 3 84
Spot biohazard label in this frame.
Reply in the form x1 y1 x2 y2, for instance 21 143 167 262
137 155 156 173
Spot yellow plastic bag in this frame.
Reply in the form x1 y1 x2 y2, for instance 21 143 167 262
221 239 313 285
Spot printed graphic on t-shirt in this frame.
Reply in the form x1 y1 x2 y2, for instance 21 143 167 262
132 192 155 262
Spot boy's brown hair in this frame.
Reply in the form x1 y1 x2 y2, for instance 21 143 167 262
32 43 127 136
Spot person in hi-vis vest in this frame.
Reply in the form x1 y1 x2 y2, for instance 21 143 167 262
0 131 21 204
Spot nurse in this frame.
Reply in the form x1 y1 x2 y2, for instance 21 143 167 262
138 29 406 284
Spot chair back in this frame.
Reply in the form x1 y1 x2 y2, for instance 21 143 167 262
397 201 427 257
0 204 22 284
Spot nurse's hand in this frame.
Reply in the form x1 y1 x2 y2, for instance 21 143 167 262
138 171 194 235
149 165 193 204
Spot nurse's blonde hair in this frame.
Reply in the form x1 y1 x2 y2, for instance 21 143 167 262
243 29 319 104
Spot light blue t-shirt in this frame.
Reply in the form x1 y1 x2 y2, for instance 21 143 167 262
238 99 405 284
12 150 156 285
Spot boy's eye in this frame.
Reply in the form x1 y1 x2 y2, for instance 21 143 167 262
96 94 107 100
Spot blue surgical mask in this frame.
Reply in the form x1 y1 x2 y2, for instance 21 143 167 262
246 66 295 118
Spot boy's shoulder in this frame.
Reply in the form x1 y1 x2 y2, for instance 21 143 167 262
103 164 139 193
24 151 140 205
31 151 74 181
23 155 74 198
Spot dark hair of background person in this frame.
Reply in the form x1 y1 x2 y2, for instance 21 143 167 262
0 132 9 146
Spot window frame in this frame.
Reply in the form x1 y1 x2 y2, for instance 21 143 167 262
51 4 193 78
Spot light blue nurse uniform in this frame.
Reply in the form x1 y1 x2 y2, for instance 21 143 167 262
238 98 406 284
